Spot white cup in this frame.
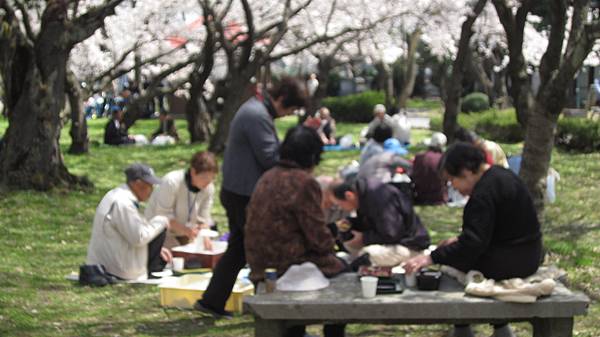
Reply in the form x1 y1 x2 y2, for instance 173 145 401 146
360 276 378 298
405 272 417 288
172 257 185 272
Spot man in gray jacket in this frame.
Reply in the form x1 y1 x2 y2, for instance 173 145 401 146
195 78 307 317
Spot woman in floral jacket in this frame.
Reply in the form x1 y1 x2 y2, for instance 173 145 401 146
245 125 346 337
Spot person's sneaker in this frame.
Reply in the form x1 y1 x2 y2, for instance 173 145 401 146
79 265 109 287
193 300 233 319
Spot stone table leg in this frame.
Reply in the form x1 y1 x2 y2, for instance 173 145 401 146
532 317 573 337
254 317 286 337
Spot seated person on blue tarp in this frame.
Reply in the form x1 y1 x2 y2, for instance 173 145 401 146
360 124 392 164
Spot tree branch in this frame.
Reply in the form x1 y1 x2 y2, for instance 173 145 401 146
94 44 183 86
216 0 234 22
68 0 126 46
239 0 255 68
255 0 312 39
538 0 567 88
324 0 337 34
13 0 35 42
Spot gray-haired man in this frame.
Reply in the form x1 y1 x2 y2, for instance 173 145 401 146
84 163 172 283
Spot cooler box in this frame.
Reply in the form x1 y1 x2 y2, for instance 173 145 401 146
159 273 253 312
171 241 227 269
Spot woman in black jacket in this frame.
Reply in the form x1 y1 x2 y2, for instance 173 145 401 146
405 142 542 337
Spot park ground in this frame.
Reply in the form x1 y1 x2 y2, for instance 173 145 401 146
0 114 599 337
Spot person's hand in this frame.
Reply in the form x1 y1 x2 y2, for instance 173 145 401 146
160 247 173 263
185 225 200 241
345 230 364 250
403 255 433 274
438 236 458 247
202 236 213 251
303 116 321 129
335 219 352 232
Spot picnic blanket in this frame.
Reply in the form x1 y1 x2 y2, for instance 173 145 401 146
441 265 565 303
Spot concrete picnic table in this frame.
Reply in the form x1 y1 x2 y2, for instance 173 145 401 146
244 273 589 337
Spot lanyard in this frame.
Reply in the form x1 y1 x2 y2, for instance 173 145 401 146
187 191 199 223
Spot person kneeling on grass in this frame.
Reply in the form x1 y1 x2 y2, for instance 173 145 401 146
145 151 218 250
404 142 542 337
82 163 172 286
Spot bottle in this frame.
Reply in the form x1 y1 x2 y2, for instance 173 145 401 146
265 268 277 293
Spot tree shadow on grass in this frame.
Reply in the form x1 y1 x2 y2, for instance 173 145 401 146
138 317 253 336
543 222 600 243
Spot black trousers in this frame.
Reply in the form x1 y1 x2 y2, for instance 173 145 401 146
147 229 167 276
200 188 250 311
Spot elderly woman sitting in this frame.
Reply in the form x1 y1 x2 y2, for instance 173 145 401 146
244 125 347 337
404 142 542 337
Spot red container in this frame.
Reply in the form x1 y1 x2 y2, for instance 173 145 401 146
171 241 227 269
171 250 223 269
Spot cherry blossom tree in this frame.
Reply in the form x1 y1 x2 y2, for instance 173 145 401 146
499 0 600 213
207 0 390 152
0 0 127 189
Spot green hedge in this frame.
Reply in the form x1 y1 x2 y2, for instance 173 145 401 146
430 108 524 143
461 92 490 113
322 91 385 123
432 107 600 152
556 117 600 152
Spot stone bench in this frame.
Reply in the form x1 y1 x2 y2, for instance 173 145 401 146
244 273 589 337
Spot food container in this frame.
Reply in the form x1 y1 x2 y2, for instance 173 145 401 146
159 273 253 312
171 241 227 269
416 269 442 291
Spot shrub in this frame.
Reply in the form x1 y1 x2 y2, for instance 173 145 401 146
475 110 524 142
461 92 490 113
430 108 524 143
556 117 600 152
322 91 386 123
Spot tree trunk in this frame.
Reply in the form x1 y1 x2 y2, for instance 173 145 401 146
307 56 334 117
492 0 535 127
520 103 558 216
374 61 393 109
66 71 89 154
396 29 422 111
209 79 250 153
469 51 495 103
443 0 488 142
186 83 211 143
0 54 87 189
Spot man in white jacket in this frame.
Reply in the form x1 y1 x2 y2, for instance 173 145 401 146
145 151 218 249
86 163 171 281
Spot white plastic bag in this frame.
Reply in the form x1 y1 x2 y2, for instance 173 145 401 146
546 168 560 203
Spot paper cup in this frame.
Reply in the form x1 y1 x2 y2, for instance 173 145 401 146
405 272 417 288
360 276 378 298
172 257 185 272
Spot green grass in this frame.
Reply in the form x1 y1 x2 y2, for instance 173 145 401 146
1 115 599 336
